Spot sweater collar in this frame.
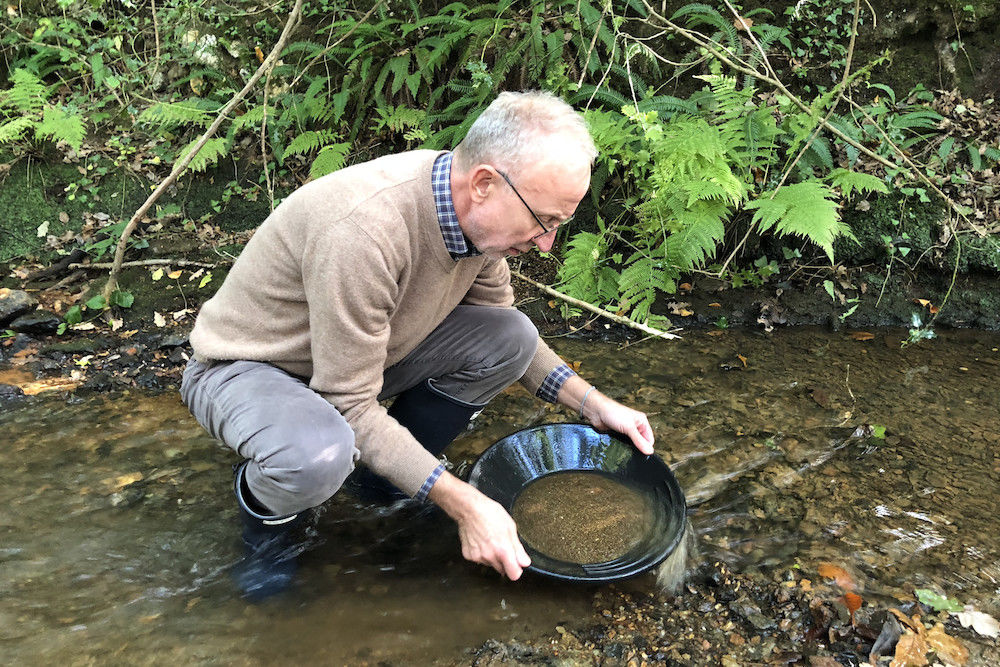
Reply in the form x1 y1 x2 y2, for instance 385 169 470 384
431 152 481 260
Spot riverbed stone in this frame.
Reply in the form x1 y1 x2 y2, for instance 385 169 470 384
0 288 35 326
9 309 61 335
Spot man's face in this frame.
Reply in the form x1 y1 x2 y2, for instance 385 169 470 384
464 154 591 259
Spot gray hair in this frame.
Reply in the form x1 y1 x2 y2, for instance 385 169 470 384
453 90 597 175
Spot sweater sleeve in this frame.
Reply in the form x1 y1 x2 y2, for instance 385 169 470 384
302 219 442 497
462 257 570 397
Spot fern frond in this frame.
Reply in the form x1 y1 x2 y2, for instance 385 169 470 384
0 117 34 145
746 183 850 261
556 229 611 305
660 200 727 269
284 129 341 157
0 69 48 113
178 137 228 172
35 106 86 151
827 168 889 199
138 101 213 129
309 142 351 180
232 105 267 133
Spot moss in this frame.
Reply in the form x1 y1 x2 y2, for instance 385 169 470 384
835 192 943 266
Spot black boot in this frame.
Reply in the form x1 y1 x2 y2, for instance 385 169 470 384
232 460 306 600
350 379 485 503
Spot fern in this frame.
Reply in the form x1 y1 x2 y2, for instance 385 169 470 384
309 142 351 180
827 168 889 199
0 69 47 113
556 229 615 308
138 101 213 129
35 106 86 151
284 129 341 157
746 183 852 262
178 137 228 172
0 117 34 145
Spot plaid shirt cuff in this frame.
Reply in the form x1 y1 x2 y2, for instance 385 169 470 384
536 363 576 403
414 463 447 502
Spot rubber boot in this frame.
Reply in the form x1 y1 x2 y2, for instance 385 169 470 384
351 379 485 503
232 460 306 600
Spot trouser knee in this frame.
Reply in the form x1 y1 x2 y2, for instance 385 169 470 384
244 424 357 515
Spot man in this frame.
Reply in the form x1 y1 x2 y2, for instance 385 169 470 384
181 90 654 599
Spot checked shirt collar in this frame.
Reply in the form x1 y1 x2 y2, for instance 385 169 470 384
432 152 481 260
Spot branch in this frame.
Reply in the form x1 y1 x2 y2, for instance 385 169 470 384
101 0 305 303
72 259 217 269
511 269 681 340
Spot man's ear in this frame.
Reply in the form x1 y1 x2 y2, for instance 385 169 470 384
467 165 496 203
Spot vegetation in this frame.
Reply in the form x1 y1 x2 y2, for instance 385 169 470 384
1 0 998 331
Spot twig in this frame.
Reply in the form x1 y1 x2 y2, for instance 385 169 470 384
73 259 217 269
102 0 305 304
511 269 681 340
149 0 161 82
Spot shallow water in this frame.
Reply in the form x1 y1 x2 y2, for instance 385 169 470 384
2 326 999 663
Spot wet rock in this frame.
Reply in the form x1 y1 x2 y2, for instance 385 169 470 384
135 370 161 390
110 485 145 508
0 383 25 404
9 309 61 335
156 331 189 348
41 338 102 355
0 333 35 359
0 288 36 326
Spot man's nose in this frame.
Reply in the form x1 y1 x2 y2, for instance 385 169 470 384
533 232 556 253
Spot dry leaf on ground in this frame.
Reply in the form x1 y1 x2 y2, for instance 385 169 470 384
954 608 1000 638
924 623 968 666
890 631 929 667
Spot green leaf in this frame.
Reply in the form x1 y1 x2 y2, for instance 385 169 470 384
915 589 963 612
111 290 134 308
85 295 107 310
64 305 83 325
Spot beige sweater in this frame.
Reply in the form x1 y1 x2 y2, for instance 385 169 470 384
190 150 565 496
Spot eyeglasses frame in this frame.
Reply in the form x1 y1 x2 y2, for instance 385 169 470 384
496 169 560 241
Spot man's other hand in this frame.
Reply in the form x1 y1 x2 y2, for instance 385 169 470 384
585 392 655 455
428 472 532 580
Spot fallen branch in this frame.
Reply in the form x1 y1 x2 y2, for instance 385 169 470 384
511 269 681 340
72 259 217 270
101 0 305 303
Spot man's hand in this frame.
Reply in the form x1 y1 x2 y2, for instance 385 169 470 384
585 392 655 455
428 471 532 580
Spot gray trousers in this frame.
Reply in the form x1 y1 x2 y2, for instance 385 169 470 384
180 305 537 516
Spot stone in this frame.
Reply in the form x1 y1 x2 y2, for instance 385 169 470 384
0 289 36 326
9 309 61 335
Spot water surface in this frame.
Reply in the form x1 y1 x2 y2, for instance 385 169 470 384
3 326 999 663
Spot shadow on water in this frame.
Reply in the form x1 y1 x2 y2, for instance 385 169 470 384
2 326 999 662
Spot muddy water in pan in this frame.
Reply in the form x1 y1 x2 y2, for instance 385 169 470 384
2 326 999 663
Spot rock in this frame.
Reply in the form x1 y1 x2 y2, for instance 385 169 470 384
9 309 61 335
0 383 25 404
0 289 36 326
157 331 189 348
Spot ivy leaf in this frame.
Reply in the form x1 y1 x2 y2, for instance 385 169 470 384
85 294 107 311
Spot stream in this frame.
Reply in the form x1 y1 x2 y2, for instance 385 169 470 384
2 326 998 664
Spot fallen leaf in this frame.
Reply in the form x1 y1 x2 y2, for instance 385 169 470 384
928 305 939 314
569 360 582 372
708 302 722 307
20 377 81 395
109 317 123 331
254 45 265 62
913 299 931 308
59 211 69 223
172 308 192 321
121 329 139 338
547 299 556 309
167 269 183 280
817 562 856 591
102 472 143 492
845 592 863 624
890 631 929 667
890 609 923 633
153 312 166 327
737 354 747 367
679 282 692 292
733 16 753 31
36 220 50 237
850 331 875 341
924 623 968 665
915 589 963 613
953 608 1000 638
151 268 164 281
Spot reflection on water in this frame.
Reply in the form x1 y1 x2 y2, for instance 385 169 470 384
2 326 999 663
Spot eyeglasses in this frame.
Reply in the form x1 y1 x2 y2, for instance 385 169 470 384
496 169 564 241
